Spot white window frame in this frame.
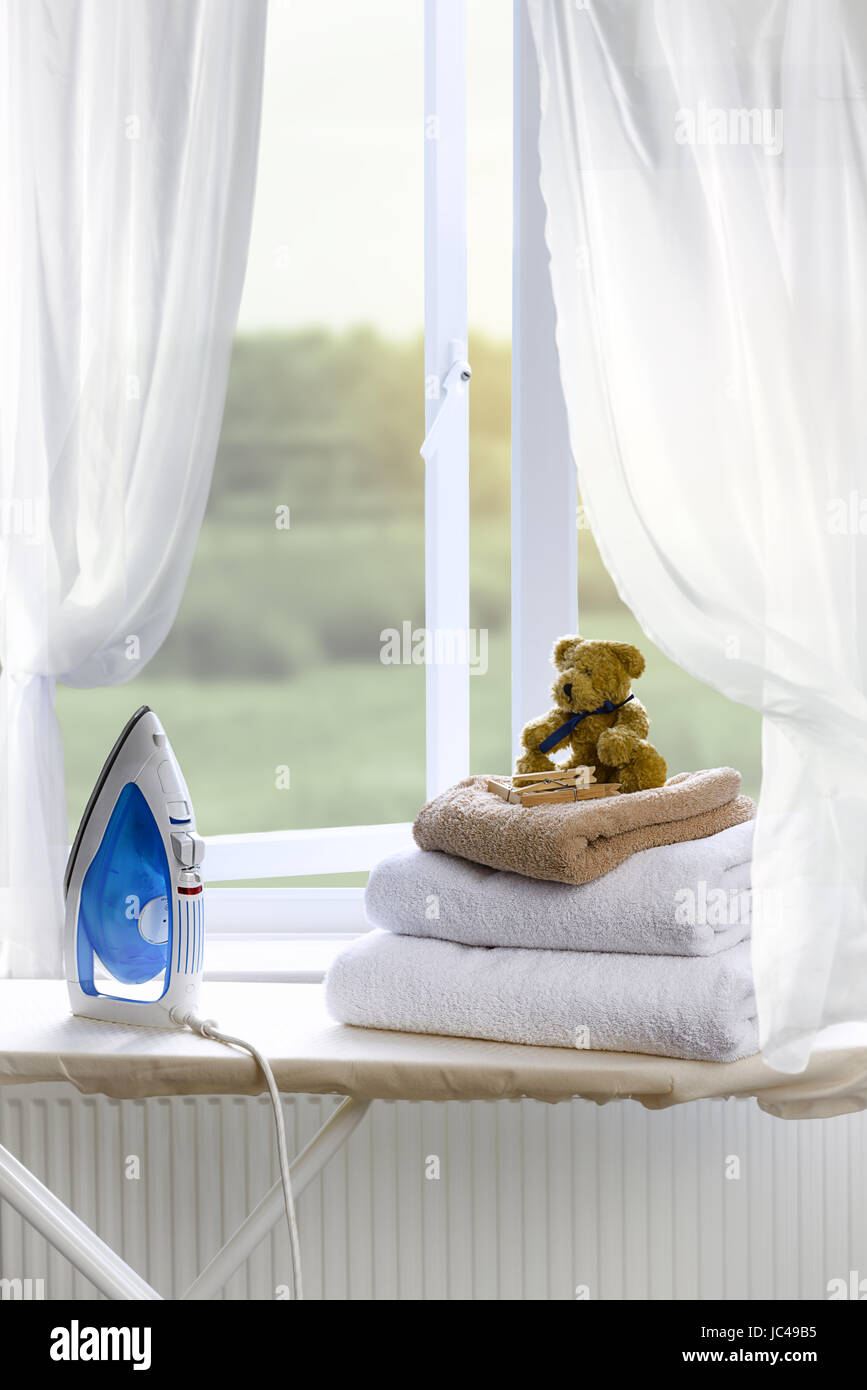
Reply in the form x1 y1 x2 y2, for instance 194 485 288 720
206 0 572 951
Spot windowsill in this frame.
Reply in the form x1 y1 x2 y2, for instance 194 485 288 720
203 933 359 983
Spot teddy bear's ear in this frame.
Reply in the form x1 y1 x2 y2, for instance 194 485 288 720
552 635 583 668
608 642 645 678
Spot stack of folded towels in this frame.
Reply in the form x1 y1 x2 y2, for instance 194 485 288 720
325 767 759 1063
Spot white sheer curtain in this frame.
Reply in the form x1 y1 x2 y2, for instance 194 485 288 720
528 0 867 1071
0 0 267 976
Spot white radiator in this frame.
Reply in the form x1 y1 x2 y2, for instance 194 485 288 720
1 1086 865 1300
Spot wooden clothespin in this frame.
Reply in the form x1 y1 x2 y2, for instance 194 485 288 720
485 767 620 807
514 782 621 806
511 766 595 789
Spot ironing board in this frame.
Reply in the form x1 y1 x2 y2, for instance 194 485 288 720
2 980 867 1301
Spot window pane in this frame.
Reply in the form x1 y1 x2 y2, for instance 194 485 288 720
59 0 427 856
577 508 762 800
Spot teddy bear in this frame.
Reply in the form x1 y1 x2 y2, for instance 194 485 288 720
516 635 667 793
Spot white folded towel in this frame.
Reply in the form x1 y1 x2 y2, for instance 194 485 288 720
325 930 758 1063
365 820 754 956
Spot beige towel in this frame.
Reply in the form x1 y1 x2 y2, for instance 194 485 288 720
413 768 755 886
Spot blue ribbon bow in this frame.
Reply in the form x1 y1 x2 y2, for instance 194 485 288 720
538 694 634 755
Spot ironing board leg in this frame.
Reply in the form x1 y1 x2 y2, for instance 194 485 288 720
0 1139 162 1300
182 1095 371 1301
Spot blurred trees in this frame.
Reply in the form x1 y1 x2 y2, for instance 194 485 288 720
156 329 512 679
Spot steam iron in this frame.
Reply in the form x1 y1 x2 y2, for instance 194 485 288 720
64 706 205 1026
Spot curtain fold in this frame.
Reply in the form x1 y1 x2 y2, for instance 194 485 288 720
528 0 867 1070
0 0 267 976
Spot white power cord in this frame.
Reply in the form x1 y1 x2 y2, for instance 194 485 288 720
171 1008 303 1300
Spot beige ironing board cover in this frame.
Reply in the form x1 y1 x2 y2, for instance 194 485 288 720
1 982 866 1120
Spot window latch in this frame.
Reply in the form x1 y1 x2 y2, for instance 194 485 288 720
419 344 472 461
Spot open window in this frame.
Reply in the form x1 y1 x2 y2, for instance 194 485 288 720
56 0 511 965
56 0 759 973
